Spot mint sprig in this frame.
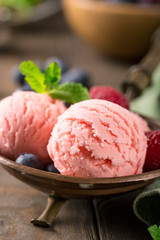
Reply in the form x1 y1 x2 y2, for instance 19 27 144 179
19 60 90 104
148 225 160 240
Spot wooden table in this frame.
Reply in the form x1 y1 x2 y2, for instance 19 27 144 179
0 12 152 240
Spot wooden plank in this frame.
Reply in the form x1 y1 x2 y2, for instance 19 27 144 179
93 193 152 240
0 166 99 240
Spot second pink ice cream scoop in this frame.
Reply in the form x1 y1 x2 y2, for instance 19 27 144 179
0 91 66 164
47 99 148 177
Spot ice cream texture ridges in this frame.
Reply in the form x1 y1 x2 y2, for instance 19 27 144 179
47 99 149 177
0 91 66 164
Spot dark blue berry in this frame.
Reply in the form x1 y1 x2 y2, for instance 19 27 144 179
11 66 25 86
15 153 44 170
64 101 72 108
11 62 43 86
136 0 152 3
16 82 33 92
116 0 137 2
59 69 90 89
45 163 60 174
44 57 68 74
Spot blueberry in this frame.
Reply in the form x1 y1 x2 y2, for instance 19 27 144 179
64 101 72 108
112 0 137 2
45 163 60 174
137 0 159 3
59 69 90 89
15 153 44 170
118 0 137 2
15 82 33 92
11 61 43 86
10 66 25 86
44 57 68 74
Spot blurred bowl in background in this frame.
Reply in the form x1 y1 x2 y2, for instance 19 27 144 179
0 0 61 28
0 0 61 48
62 0 160 60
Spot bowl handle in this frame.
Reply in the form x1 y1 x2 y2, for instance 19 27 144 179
122 28 160 101
31 195 66 227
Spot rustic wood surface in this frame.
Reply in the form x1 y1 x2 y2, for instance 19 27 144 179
94 194 152 240
0 11 152 240
0 166 99 240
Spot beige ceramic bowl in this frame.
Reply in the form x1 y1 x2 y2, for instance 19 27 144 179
62 0 160 60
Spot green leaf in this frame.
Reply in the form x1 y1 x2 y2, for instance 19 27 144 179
19 61 46 93
148 225 160 240
45 62 61 90
0 0 40 10
49 82 90 104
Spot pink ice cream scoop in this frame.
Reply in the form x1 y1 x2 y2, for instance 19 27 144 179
47 99 148 177
0 91 66 164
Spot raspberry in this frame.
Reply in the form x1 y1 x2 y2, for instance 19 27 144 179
89 86 129 110
143 130 160 172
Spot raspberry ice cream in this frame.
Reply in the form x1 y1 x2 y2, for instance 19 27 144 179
47 99 148 177
0 91 66 164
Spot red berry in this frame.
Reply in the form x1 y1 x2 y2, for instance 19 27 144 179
143 130 160 172
89 86 129 110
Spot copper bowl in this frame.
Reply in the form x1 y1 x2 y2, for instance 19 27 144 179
0 114 160 226
62 0 160 60
0 155 160 199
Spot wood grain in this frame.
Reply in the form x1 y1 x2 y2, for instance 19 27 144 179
0 166 99 240
94 193 152 240
0 163 153 240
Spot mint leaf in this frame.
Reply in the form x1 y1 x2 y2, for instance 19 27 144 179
148 225 160 240
19 61 46 93
45 62 61 90
49 82 90 104
19 60 90 104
